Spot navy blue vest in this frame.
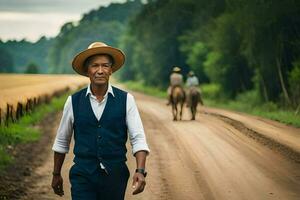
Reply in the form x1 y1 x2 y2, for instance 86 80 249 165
71 86 128 174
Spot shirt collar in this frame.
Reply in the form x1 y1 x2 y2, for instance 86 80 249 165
86 83 115 98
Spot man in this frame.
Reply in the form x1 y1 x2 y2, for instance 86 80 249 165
167 66 183 105
186 71 200 107
51 42 150 200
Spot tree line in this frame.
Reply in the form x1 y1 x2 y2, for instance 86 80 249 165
0 0 142 74
118 0 300 109
0 0 299 109
0 36 52 73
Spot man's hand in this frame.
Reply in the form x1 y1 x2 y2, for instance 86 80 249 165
51 175 64 196
132 172 146 195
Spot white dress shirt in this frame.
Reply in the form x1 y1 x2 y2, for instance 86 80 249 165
186 76 199 87
52 84 150 156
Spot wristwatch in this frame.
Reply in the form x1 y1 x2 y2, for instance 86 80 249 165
135 168 147 177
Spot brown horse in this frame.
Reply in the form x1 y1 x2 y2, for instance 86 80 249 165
189 87 203 120
171 86 185 121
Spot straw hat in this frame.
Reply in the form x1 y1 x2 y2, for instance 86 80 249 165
188 71 195 76
172 66 181 72
72 42 125 76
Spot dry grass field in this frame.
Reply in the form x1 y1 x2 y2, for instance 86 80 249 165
0 74 89 125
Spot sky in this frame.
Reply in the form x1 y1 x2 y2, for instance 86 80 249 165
0 0 126 42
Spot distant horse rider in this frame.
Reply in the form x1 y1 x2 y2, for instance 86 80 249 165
167 66 184 105
186 71 200 107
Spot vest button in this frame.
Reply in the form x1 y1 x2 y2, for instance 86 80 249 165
98 125 101 128
98 135 101 138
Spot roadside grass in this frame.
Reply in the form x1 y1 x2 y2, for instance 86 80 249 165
0 93 69 170
123 81 300 127
124 81 167 99
204 99 300 127
201 84 300 127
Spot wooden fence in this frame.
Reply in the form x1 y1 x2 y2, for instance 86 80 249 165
0 74 89 126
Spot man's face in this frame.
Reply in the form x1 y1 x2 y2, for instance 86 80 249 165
86 55 113 86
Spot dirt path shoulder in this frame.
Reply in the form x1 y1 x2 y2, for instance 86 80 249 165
0 112 65 199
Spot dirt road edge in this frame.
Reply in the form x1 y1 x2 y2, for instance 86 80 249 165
205 111 300 163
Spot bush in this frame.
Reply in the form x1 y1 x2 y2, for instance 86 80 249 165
124 81 167 99
288 61 300 109
200 83 222 100
235 90 261 107
261 102 278 112
25 62 39 74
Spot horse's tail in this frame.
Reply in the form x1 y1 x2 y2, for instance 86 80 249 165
190 88 200 106
179 86 186 102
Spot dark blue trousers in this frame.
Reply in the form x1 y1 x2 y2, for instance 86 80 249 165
69 163 130 200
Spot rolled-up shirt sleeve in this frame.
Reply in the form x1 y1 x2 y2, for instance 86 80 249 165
126 93 150 156
52 95 73 154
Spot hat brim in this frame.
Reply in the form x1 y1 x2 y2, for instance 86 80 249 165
72 46 125 76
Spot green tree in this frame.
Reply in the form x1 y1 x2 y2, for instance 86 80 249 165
0 37 53 73
204 13 253 97
179 40 209 83
47 0 142 74
120 0 202 87
289 61 300 113
25 62 39 74
0 48 14 73
227 0 300 103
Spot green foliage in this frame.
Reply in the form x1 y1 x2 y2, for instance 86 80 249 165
2 0 300 112
203 51 222 83
202 13 254 98
0 123 40 145
203 86 300 127
0 47 14 73
117 31 140 81
124 81 167 99
80 1 143 23
227 0 300 102
119 0 199 87
48 21 125 73
200 83 221 100
119 0 300 106
0 37 53 73
25 62 39 74
253 109 300 126
288 61 300 108
179 41 209 83
47 0 142 74
0 93 69 170
0 1 142 74
0 146 12 170
235 90 262 107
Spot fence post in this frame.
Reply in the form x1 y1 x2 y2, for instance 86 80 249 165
6 104 9 126
16 102 23 120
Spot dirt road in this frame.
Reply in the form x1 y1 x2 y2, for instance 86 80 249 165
20 91 300 200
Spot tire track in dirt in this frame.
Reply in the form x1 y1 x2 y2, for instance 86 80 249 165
205 112 300 163
126 92 300 200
